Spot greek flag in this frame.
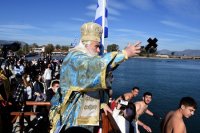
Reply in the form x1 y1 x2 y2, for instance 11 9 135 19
95 0 108 38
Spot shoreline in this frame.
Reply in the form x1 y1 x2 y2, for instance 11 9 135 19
132 56 200 60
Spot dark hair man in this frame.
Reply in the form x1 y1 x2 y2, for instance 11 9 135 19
161 97 197 133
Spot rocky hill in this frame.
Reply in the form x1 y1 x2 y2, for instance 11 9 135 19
158 49 200 56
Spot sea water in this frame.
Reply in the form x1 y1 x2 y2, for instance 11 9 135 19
112 58 200 133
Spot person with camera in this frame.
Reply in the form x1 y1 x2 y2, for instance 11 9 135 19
113 95 136 133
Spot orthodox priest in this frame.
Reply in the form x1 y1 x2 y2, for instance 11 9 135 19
49 22 141 133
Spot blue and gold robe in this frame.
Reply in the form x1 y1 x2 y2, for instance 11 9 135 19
49 50 128 133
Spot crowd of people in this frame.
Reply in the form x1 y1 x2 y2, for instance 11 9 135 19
0 21 197 133
0 55 62 133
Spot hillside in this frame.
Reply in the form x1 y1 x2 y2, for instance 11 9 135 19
158 49 200 56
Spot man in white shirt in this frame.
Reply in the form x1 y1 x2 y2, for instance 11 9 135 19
43 63 52 90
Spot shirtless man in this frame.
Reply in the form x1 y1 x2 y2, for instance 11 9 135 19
115 86 140 102
111 87 139 110
133 92 154 133
161 97 197 133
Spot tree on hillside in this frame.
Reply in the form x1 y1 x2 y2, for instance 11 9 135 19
16 49 24 56
139 46 147 56
31 43 39 48
14 43 30 56
107 44 119 52
148 46 157 54
22 43 30 54
61 46 69 51
55 44 61 50
45 44 54 54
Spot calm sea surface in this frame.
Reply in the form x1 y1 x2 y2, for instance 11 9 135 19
112 58 200 133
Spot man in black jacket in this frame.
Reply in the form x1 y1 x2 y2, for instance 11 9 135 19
46 80 60 102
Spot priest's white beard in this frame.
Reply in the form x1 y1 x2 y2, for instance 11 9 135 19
70 40 98 57
87 47 98 57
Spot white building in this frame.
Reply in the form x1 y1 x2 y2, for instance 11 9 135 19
32 47 45 53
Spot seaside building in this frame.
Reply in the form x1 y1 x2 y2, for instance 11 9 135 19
156 54 169 58
32 47 45 53
52 49 68 56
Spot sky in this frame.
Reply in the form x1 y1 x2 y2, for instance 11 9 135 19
0 0 200 51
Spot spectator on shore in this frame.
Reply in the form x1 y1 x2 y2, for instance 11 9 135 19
43 63 52 90
14 60 24 79
46 80 60 102
33 74 46 112
0 68 10 101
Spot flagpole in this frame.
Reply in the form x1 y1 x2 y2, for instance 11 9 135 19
95 0 108 55
101 0 105 51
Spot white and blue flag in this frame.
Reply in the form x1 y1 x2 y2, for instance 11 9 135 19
95 0 108 38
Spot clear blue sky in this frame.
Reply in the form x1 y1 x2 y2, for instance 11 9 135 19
0 0 200 51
